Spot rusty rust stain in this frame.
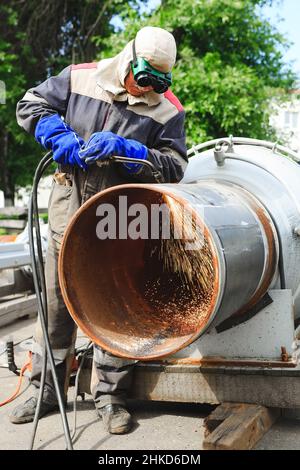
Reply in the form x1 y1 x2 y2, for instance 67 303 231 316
58 181 278 361
58 184 221 360
158 356 297 368
281 346 289 362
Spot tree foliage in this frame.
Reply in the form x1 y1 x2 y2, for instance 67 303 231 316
95 0 296 145
0 0 135 204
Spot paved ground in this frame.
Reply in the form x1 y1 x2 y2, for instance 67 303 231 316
1 317 300 450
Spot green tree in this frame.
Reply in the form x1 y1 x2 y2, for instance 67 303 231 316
0 0 136 205
94 0 297 146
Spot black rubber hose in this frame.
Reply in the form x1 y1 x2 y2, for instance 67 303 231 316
70 342 92 442
28 152 163 449
28 153 73 450
28 155 51 450
6 341 19 376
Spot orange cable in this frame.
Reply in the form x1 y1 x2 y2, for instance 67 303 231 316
0 362 31 407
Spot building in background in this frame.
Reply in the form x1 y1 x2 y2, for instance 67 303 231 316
270 89 300 153
0 176 52 209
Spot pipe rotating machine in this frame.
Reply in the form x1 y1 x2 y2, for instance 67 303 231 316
58 137 300 406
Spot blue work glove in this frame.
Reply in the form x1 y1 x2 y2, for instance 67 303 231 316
79 131 148 173
35 114 88 170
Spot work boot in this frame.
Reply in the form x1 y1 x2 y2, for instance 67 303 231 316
9 396 60 424
97 404 132 434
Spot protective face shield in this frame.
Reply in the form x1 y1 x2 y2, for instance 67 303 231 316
131 40 172 94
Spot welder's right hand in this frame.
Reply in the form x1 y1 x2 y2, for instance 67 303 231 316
78 131 148 173
34 114 88 170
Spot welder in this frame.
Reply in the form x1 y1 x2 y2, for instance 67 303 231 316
10 26 187 434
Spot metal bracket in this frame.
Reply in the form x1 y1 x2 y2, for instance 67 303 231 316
215 292 273 333
213 135 235 167
214 144 226 166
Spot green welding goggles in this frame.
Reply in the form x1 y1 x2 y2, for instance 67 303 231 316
131 40 172 94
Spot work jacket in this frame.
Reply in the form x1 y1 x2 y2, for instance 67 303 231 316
16 63 188 242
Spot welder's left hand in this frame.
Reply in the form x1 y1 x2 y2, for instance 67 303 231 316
35 114 88 170
79 131 148 173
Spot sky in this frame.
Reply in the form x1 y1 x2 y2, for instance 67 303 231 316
262 0 300 78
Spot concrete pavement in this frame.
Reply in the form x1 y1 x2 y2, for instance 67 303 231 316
0 317 300 450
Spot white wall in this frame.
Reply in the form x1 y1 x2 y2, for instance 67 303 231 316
0 175 52 210
270 91 300 152
14 175 52 210
0 176 52 209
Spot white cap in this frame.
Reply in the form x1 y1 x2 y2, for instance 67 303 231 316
135 27 177 73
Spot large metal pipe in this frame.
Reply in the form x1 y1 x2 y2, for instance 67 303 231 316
58 177 278 360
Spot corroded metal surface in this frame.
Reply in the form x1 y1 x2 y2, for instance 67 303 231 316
59 180 277 360
59 185 221 360
158 357 296 368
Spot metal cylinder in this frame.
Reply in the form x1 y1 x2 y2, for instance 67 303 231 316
59 179 278 360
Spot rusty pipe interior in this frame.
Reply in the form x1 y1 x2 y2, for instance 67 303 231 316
58 182 278 360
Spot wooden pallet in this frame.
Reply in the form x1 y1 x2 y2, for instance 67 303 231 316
203 402 279 450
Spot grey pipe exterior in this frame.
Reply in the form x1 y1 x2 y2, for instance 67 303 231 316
184 137 300 318
164 181 279 332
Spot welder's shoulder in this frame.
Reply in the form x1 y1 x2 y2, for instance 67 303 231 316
152 90 184 126
163 90 184 113
70 62 100 99
71 62 98 71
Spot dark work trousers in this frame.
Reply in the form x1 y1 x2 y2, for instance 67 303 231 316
30 163 137 408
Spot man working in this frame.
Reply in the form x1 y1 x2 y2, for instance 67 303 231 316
11 26 187 434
